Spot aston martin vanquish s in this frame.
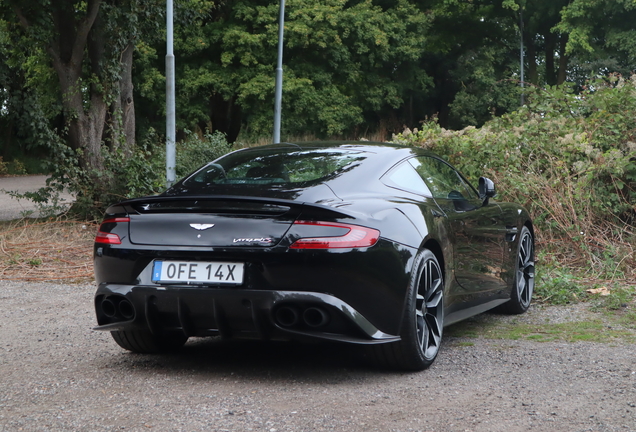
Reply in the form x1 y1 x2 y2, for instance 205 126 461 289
93 142 535 370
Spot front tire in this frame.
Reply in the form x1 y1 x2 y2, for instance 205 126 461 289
110 330 188 353
498 226 535 314
372 249 444 371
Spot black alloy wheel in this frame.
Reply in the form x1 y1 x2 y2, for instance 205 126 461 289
498 226 535 314
372 249 444 371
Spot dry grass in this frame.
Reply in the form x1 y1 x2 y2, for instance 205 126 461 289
0 219 95 282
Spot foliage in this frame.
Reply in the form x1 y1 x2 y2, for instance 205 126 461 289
535 262 584 305
135 0 433 140
175 130 234 177
9 129 233 219
394 75 636 284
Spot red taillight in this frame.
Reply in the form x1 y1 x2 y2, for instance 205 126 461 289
95 217 130 245
95 232 122 244
289 221 380 249
101 217 131 224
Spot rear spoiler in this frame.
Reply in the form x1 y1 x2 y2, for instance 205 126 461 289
107 195 354 221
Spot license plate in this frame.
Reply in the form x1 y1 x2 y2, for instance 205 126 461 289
151 260 244 284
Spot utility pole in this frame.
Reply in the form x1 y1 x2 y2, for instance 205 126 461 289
520 7 525 106
272 0 285 144
166 0 176 186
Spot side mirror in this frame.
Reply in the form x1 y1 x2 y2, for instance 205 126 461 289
478 177 496 204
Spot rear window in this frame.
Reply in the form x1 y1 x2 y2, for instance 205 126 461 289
183 147 367 188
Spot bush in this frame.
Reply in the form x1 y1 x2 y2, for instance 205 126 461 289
394 74 636 282
175 130 233 177
12 129 233 220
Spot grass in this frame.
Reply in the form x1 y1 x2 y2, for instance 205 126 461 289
446 307 636 344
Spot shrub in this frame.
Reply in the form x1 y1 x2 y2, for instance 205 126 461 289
394 75 636 281
175 130 233 177
11 129 233 220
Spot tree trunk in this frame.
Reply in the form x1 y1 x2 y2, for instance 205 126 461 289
119 43 136 152
2 118 13 160
14 0 111 172
107 44 136 153
525 34 538 85
544 32 557 86
557 34 569 85
210 93 242 143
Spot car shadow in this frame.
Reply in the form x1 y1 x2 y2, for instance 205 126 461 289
98 337 408 383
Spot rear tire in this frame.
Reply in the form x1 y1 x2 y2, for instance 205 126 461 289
371 249 444 371
110 330 188 353
497 226 535 314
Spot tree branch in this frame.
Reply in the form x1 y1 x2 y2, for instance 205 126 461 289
70 0 103 71
11 4 30 29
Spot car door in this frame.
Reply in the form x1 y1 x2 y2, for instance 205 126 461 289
407 157 508 296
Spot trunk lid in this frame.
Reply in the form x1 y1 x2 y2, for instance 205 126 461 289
123 195 349 248
125 197 301 247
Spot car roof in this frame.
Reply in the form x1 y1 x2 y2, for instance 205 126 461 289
228 141 434 163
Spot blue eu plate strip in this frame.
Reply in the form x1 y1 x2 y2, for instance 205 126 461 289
152 261 162 281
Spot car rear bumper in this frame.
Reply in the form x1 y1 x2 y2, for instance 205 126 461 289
94 283 400 344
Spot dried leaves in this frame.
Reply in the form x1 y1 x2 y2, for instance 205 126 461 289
0 220 95 282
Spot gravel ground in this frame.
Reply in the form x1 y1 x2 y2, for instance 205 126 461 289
1 281 635 432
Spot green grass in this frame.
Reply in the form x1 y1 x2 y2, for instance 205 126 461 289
445 313 636 344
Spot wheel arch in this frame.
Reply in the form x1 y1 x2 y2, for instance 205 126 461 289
422 238 446 282
524 220 535 240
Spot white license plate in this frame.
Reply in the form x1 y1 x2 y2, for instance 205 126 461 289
151 261 244 284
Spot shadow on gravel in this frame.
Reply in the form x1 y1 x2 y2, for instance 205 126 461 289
98 338 414 382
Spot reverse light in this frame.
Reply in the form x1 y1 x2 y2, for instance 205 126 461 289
289 221 380 249
95 217 130 245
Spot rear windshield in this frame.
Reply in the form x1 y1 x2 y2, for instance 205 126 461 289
182 147 367 188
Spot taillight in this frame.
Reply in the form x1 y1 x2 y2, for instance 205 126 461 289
95 217 130 245
289 221 380 249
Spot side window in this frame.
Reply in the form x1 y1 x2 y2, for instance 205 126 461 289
383 162 432 196
408 157 478 200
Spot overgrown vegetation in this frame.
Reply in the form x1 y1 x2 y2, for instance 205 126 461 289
10 130 232 219
395 74 636 306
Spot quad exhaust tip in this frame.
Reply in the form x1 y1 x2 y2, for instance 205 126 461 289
100 296 136 321
303 307 330 328
275 306 300 327
274 305 330 329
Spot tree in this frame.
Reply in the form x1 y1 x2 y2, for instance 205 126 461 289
2 0 162 171
556 0 636 85
134 0 432 141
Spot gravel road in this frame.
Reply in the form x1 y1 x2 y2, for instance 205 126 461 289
1 280 635 432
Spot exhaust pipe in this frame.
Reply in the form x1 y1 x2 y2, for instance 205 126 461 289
303 307 330 328
118 299 135 320
275 306 300 327
101 298 117 318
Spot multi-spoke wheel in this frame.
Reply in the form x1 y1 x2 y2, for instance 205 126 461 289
371 249 444 371
498 226 535 314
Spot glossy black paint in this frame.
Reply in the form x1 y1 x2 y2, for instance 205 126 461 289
93 142 532 346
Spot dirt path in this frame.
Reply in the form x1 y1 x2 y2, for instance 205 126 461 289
1 281 635 431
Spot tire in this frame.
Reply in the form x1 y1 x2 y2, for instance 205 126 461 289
371 249 444 371
497 226 535 314
110 330 188 353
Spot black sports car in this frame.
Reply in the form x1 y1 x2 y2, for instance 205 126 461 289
93 142 535 370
